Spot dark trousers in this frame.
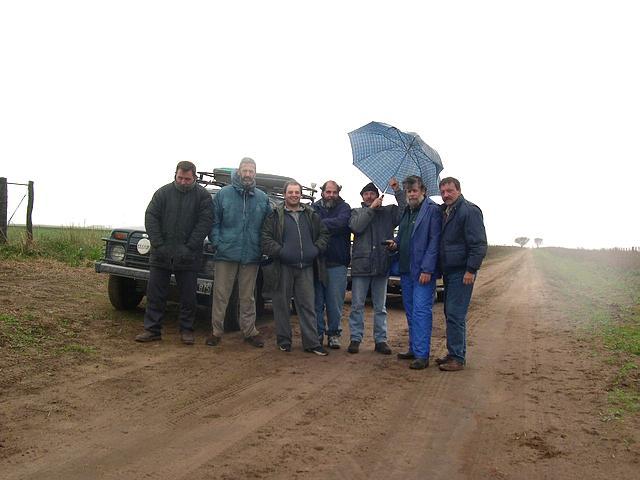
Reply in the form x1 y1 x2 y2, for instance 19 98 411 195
143 266 198 334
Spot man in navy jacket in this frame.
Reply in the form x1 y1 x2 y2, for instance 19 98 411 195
312 180 351 349
389 176 441 369
437 177 487 371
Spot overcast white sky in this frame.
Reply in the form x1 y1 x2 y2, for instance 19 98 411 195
1 0 638 249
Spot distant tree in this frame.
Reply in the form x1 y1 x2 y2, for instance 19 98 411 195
534 238 543 248
514 237 530 248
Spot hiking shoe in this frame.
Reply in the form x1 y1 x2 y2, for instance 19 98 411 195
205 335 221 347
135 331 161 342
305 346 329 356
409 358 428 370
347 341 360 354
435 354 451 365
439 358 465 371
279 344 292 352
374 342 392 355
244 334 265 348
328 336 341 349
397 351 415 360
180 331 195 345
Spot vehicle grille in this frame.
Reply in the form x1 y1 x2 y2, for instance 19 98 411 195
126 232 151 268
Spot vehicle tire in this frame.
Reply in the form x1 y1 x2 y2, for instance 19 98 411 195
108 275 144 310
223 282 241 332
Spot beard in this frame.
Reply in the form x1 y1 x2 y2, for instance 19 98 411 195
323 198 336 208
408 197 423 209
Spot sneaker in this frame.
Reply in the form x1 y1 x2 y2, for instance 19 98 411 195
435 354 451 365
180 331 195 345
409 358 428 370
279 344 292 352
135 331 161 342
439 358 465 371
305 346 329 356
347 340 360 354
205 335 221 347
328 336 341 349
244 334 265 348
397 351 415 360
374 342 392 355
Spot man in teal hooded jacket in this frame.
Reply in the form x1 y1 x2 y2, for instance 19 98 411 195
206 158 271 347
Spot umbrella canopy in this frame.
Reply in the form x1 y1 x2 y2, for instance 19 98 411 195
348 121 443 196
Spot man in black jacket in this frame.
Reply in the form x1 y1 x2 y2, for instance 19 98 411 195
135 161 213 345
437 177 487 371
261 181 330 355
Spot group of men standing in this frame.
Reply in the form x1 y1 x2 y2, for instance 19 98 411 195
135 158 487 370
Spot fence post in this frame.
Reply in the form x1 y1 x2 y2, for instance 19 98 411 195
26 180 34 243
0 177 7 244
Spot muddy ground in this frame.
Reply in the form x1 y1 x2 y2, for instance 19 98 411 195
0 249 638 479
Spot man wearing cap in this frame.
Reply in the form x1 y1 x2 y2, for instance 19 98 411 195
437 176 487 371
206 157 271 348
312 180 351 349
135 161 213 345
347 178 405 354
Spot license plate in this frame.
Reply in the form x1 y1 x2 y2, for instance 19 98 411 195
197 279 212 295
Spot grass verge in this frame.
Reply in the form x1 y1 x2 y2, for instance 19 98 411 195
0 225 109 266
533 248 640 418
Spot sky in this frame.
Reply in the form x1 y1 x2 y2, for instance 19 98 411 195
1 0 638 249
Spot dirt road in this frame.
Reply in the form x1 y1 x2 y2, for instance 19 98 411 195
1 250 638 479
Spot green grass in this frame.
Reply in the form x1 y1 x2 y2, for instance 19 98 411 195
534 248 640 417
56 344 97 355
0 225 110 266
0 312 47 349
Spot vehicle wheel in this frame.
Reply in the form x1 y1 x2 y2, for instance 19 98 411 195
108 275 144 310
224 282 241 332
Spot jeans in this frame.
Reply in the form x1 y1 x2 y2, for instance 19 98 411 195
348 275 389 343
400 274 436 360
443 270 476 363
314 265 348 338
143 267 197 334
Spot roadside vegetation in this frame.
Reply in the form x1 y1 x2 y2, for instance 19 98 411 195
534 248 640 418
0 225 109 266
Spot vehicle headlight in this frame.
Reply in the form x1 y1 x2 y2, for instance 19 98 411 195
109 244 126 262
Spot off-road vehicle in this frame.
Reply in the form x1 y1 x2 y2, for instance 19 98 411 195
95 168 316 331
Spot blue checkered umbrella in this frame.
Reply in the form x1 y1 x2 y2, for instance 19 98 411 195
348 121 443 196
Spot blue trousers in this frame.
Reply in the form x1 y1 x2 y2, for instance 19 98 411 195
400 274 436 360
314 265 348 338
348 275 389 343
443 270 476 363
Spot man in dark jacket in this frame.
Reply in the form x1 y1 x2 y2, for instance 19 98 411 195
135 161 213 344
347 179 405 355
261 181 330 355
437 177 487 371
206 158 271 348
388 176 441 370
312 180 351 349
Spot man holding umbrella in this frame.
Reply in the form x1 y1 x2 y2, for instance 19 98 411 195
347 178 405 354
387 175 441 369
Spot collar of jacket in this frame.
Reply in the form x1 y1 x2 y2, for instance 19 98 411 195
232 170 256 196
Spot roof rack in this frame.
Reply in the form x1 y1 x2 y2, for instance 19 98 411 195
196 168 317 201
